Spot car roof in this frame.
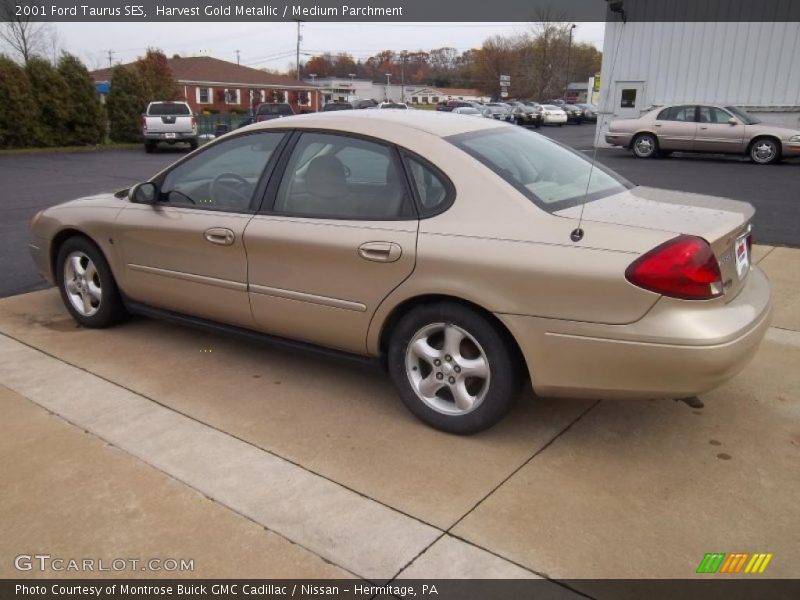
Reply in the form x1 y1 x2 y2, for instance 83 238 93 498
249 108 506 137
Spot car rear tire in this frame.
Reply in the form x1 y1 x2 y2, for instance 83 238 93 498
632 133 658 158
56 237 128 328
388 302 522 434
749 137 781 165
189 139 199 151
144 140 156 153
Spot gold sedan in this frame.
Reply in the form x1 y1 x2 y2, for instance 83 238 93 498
29 111 772 433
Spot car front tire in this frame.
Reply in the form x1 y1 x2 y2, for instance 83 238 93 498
749 137 781 165
632 133 658 158
56 237 128 328
388 302 522 434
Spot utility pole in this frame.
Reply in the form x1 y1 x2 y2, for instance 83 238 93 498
295 20 303 80
400 52 406 103
564 24 576 101
106 49 114 69
235 50 241 65
385 73 391 101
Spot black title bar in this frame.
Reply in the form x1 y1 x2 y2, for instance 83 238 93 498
2 0 800 22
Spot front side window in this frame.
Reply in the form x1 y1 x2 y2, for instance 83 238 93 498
160 132 285 211
699 106 733 124
272 132 414 220
449 128 630 211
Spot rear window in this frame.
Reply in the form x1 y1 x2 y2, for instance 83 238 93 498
148 103 190 116
257 104 294 115
447 128 631 212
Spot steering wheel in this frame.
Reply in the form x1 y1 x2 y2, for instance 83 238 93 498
210 173 253 206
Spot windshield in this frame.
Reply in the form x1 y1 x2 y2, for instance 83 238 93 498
148 103 190 116
447 128 631 212
725 106 761 125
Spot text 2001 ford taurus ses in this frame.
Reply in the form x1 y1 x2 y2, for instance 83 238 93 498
29 111 772 433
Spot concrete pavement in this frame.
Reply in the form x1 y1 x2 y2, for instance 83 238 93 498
0 246 797 590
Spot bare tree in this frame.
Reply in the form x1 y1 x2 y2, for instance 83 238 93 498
0 3 54 63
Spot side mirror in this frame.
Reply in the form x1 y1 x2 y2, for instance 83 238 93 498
130 182 158 204
728 117 738 125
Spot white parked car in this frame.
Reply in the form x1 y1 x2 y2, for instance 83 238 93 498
142 101 198 152
541 105 568 126
452 107 484 117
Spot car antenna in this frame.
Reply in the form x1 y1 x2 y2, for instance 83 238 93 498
572 12 626 243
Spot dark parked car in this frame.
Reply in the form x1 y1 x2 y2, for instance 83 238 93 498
255 103 295 122
351 99 378 110
562 104 585 124
322 102 354 112
236 116 257 128
436 100 474 112
575 103 598 122
507 101 543 128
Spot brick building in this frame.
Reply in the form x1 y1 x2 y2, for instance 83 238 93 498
92 55 322 114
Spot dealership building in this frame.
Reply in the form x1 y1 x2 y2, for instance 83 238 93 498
594 19 800 146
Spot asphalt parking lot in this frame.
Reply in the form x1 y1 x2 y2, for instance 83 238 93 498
1 124 799 590
1 127 799 298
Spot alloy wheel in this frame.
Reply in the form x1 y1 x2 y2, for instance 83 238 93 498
405 322 491 415
752 140 777 164
63 251 102 317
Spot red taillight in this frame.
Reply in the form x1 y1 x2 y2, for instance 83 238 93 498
142 116 147 131
625 235 723 300
191 116 197 128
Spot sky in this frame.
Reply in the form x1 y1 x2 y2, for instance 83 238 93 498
50 21 606 72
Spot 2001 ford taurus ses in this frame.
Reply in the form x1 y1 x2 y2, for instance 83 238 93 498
29 110 772 433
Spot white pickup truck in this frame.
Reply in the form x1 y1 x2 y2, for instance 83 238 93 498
142 101 198 153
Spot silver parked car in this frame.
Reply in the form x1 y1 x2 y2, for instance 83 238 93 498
606 104 800 164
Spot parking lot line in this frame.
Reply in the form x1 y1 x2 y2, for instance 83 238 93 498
0 333 442 581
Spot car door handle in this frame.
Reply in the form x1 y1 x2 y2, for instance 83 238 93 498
204 227 235 246
654 123 662 127
358 242 402 263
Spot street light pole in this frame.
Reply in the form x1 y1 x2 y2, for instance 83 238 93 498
385 73 391 101
565 24 576 101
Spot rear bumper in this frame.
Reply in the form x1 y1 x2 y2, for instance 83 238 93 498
498 266 773 400
605 133 632 147
144 132 197 141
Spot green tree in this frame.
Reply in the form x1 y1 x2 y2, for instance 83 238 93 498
136 47 179 101
58 52 106 145
106 64 148 142
25 56 70 146
0 54 38 147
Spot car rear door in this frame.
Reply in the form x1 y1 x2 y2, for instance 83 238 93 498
654 105 698 150
693 106 746 153
244 131 418 354
114 131 287 328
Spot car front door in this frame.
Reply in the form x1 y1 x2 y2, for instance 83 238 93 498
693 106 746 153
244 131 418 354
115 131 287 328
654 105 698 150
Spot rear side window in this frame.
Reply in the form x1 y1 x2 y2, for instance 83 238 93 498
271 132 414 220
658 105 696 122
148 103 191 116
405 156 451 216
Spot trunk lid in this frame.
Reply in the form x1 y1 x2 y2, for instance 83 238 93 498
556 186 755 301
